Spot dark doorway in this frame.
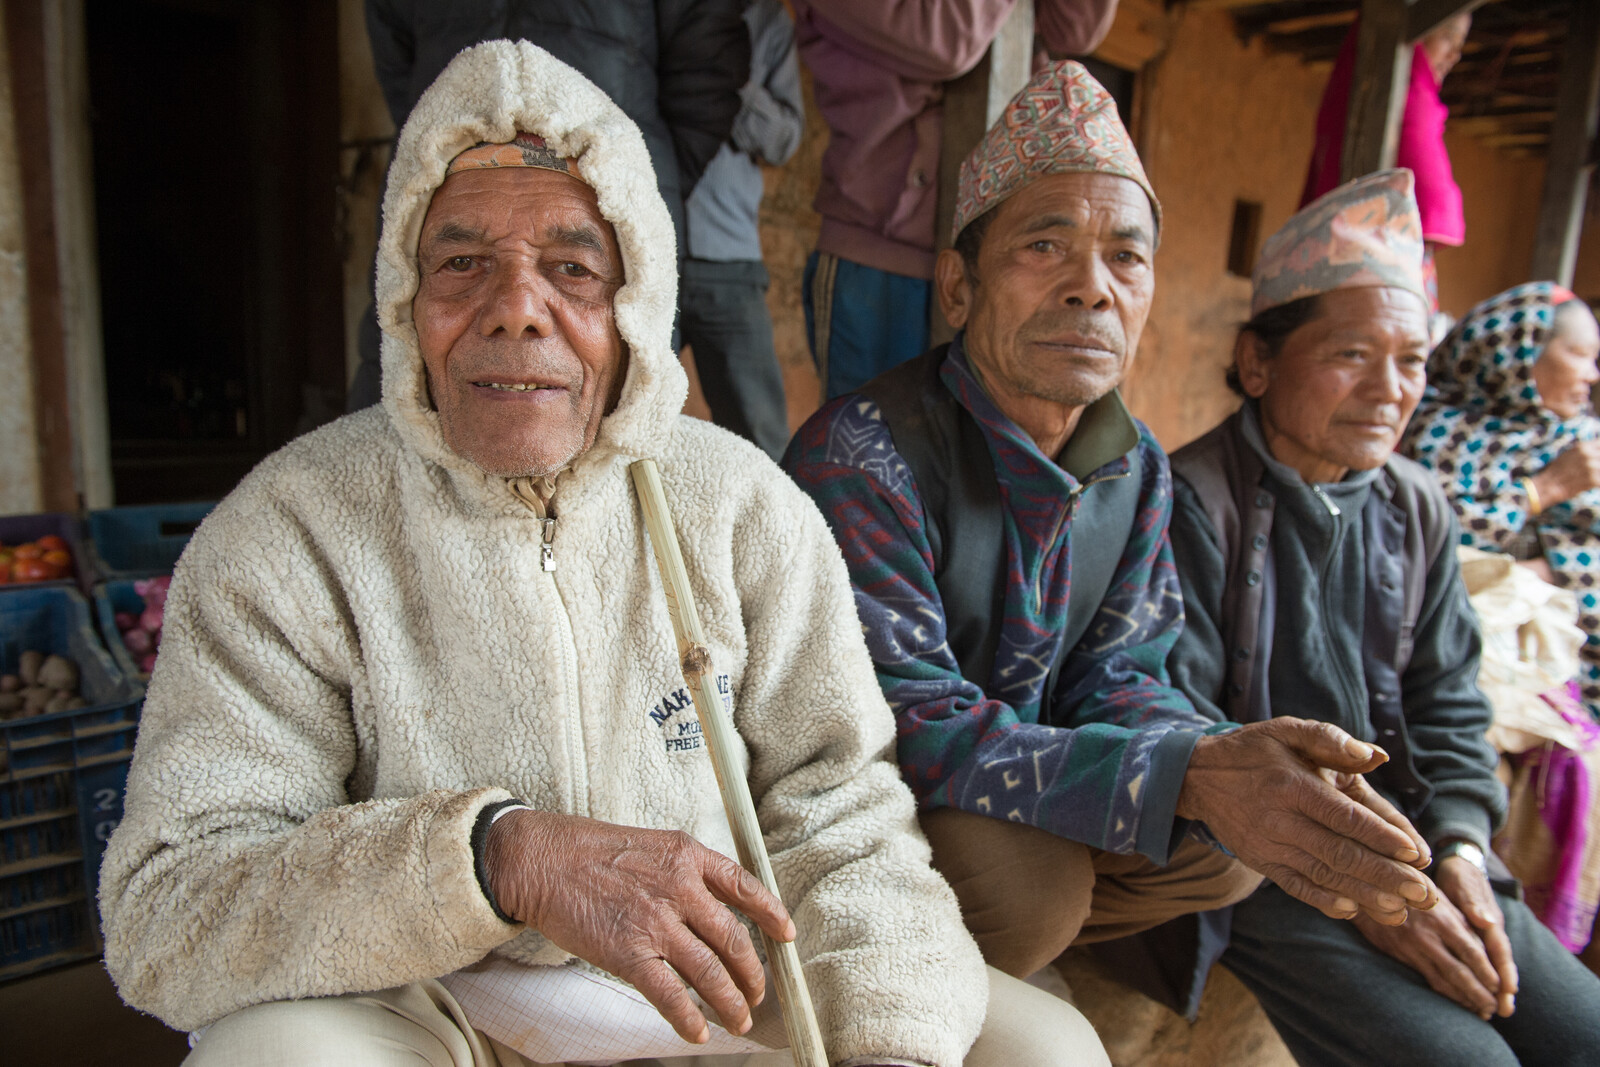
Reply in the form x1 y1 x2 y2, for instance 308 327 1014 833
86 0 343 504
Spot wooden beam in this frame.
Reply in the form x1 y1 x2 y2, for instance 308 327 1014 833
930 0 1033 343
1342 0 1411 182
4 0 78 512
1406 0 1489 44
1531 0 1600 285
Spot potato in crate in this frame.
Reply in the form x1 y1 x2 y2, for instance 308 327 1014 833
0 587 143 982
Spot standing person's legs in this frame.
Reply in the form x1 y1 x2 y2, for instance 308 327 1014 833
679 258 791 460
1223 882 1600 1067
919 808 1259 978
802 252 931 400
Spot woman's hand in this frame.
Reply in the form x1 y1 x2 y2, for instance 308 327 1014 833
1531 441 1600 510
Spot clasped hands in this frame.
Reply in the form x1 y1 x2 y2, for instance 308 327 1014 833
1177 718 1516 1018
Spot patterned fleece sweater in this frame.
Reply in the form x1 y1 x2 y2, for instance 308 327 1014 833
783 343 1215 864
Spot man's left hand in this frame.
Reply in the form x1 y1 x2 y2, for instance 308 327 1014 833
1353 855 1517 1020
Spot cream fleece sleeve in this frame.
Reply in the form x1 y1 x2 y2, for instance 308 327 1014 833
716 469 988 1067
98 491 519 1032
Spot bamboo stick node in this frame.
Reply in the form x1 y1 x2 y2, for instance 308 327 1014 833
628 458 830 1067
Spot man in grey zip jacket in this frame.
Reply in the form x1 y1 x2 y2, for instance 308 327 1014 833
1165 170 1600 1066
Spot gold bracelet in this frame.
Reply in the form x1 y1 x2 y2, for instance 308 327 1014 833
1523 477 1543 517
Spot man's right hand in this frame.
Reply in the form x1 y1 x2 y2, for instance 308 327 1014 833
1532 440 1600 508
482 809 796 1044
1176 718 1436 924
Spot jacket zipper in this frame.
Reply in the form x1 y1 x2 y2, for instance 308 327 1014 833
1313 489 1367 737
1036 470 1131 615
540 518 557 571
508 481 589 814
1311 484 1341 516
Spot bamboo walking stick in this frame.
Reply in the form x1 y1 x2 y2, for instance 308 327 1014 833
629 458 830 1067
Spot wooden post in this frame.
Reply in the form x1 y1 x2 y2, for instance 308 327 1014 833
5 0 78 513
1530 0 1600 286
930 0 1034 344
1341 0 1412 182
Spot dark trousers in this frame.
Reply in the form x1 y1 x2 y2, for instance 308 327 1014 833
679 258 789 460
1223 883 1600 1067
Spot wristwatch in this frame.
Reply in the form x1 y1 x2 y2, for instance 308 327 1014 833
1434 839 1487 872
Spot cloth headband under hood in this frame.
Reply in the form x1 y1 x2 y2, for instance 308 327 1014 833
375 40 686 485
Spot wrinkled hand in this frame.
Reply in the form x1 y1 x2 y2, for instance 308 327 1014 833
1354 855 1517 1019
1533 441 1600 508
1177 718 1436 924
483 810 795 1044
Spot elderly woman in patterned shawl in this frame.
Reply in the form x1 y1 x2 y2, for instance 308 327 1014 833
1401 282 1600 714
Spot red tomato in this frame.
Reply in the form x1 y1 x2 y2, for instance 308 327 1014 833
13 543 43 560
40 549 71 578
11 558 53 582
35 535 68 553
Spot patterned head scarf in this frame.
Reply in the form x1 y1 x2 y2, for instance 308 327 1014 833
1422 282 1584 416
951 60 1160 243
1251 169 1427 317
446 132 578 177
1401 282 1600 712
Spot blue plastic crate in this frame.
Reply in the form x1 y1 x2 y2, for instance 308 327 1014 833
86 502 215 582
0 513 92 594
0 587 142 982
92 580 152 681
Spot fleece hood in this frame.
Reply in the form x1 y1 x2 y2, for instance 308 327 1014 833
376 40 688 498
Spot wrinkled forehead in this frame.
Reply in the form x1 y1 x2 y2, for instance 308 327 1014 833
1283 286 1431 357
417 166 619 258
994 171 1157 241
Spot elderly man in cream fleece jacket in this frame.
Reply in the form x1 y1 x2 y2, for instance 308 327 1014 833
97 41 1105 1067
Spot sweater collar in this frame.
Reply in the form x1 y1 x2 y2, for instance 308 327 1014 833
944 333 1141 483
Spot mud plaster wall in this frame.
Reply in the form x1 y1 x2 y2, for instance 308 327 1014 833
0 0 43 516
1121 5 1327 450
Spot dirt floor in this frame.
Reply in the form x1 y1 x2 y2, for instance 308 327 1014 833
1 957 190 1066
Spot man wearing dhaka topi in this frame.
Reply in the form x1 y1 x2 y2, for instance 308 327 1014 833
98 41 1103 1067
785 61 1445 990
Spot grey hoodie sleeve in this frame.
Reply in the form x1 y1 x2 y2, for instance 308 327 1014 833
730 0 805 167
98 492 520 1032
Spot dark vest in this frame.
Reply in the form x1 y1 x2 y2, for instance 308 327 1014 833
857 345 1143 717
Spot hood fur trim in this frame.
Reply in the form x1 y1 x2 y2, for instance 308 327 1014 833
376 40 686 490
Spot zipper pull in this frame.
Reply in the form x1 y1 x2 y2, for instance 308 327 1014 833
1311 484 1341 517
540 517 557 572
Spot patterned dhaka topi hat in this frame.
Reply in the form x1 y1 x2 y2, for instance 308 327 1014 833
446 131 578 177
1250 168 1427 318
951 60 1161 244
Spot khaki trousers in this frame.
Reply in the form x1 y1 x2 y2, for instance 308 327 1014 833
183 964 1108 1067
919 808 1264 979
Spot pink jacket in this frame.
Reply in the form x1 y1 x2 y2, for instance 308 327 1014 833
1301 26 1465 247
795 0 1118 279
